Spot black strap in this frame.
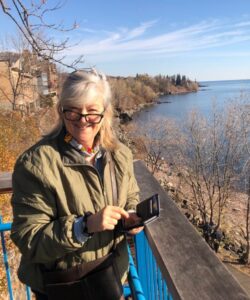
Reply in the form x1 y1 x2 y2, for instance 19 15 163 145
107 151 121 250
108 151 118 206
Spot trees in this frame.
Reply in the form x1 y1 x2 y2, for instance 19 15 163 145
0 32 61 113
161 105 250 257
0 0 83 69
0 36 39 111
110 78 133 111
109 74 198 120
167 107 245 229
0 111 40 166
132 104 249 258
181 75 187 86
175 74 181 86
245 176 250 264
240 104 250 264
109 76 157 113
0 109 42 297
0 1 83 115
129 119 172 175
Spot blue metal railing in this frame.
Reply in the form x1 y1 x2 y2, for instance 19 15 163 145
1 217 173 299
126 245 145 299
134 231 173 300
0 217 14 300
0 217 31 300
0 217 146 299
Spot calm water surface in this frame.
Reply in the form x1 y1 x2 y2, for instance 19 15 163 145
133 80 250 123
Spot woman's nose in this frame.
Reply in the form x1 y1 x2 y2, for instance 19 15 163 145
79 115 88 124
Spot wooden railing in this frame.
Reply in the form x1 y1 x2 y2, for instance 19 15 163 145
0 172 12 194
0 162 250 300
133 160 249 300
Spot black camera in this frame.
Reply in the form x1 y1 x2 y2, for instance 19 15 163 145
117 194 160 232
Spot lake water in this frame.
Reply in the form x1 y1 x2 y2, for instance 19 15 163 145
133 79 250 123
132 80 250 191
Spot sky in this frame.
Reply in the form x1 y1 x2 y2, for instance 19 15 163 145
1 0 250 81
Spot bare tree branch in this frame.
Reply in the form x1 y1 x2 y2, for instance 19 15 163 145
0 0 84 69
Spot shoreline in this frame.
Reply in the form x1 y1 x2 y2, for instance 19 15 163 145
118 86 199 122
151 162 250 275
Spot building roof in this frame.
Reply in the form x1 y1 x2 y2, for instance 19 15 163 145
0 52 21 65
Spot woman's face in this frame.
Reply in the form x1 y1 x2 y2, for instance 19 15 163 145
63 97 105 147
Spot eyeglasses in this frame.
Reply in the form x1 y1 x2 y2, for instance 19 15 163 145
62 109 105 124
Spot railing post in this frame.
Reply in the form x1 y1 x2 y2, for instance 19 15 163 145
134 230 173 300
0 216 14 300
157 266 163 300
134 231 150 299
127 245 145 300
26 285 31 300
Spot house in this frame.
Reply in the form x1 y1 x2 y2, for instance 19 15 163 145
0 50 58 113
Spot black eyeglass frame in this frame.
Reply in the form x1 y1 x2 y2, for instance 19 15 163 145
62 109 105 124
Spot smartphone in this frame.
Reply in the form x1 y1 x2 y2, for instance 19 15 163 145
117 194 160 232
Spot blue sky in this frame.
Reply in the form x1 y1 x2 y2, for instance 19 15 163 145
1 0 250 81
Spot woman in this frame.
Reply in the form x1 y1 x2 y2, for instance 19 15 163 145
11 69 143 299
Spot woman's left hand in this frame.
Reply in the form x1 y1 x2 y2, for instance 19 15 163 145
128 226 144 235
126 213 144 235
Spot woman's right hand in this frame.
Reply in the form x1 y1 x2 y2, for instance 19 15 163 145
87 206 129 233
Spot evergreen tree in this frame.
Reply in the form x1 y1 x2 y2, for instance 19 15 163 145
176 74 181 86
181 75 187 86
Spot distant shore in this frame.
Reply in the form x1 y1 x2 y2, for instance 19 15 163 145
118 85 199 123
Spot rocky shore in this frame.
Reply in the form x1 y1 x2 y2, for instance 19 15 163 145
117 85 199 123
152 162 250 275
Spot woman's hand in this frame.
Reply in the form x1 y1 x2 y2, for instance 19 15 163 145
87 206 129 233
126 213 144 235
128 226 144 235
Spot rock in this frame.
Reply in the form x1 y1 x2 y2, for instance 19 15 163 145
119 112 132 123
166 182 176 192
159 179 165 187
156 101 171 104
181 199 189 209
183 199 188 205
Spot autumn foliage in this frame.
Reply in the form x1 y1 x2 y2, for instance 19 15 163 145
0 110 41 221
0 111 41 172
0 110 42 298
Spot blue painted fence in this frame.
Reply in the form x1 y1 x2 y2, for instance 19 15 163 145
0 216 31 300
0 217 172 299
134 231 173 300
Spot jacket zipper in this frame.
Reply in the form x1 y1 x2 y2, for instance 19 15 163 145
63 156 110 207
89 164 108 207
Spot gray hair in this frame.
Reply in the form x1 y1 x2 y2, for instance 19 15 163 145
60 69 112 109
47 69 119 150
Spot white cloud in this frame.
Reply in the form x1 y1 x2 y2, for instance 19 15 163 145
120 20 158 41
66 18 250 62
234 21 250 27
78 28 100 34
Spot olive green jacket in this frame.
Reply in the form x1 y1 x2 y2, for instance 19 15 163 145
10 128 139 293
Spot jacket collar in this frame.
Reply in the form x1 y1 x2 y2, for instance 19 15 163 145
57 127 108 166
